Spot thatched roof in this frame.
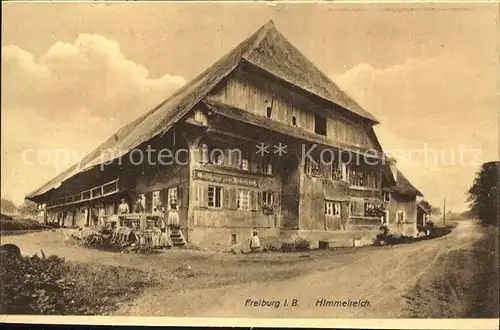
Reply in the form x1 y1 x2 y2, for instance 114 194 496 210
26 20 377 201
384 169 423 197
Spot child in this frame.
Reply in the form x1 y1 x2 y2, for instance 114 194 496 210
250 229 260 252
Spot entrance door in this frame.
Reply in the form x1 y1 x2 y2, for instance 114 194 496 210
325 200 341 230
382 210 389 224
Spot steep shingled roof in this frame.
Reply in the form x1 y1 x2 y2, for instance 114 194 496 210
384 169 424 197
26 20 378 201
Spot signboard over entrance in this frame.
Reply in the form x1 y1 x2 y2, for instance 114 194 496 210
193 170 259 188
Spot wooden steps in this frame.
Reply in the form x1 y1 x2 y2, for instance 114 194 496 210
170 228 186 247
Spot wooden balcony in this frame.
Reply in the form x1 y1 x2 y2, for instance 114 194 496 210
46 179 120 209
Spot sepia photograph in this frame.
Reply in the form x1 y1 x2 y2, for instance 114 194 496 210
1 1 499 327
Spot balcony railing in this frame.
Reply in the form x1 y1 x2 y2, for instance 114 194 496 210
46 179 120 209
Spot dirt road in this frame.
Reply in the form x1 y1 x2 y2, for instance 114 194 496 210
2 221 486 317
115 220 484 317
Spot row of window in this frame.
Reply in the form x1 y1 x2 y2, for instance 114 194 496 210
304 157 347 180
349 200 386 218
324 201 384 218
206 185 277 212
200 145 274 175
303 157 381 189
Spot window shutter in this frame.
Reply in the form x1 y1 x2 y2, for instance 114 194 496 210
223 187 230 209
200 183 208 208
341 163 347 182
229 188 237 210
254 155 262 173
225 149 232 167
250 155 258 173
273 191 281 211
201 144 209 164
250 191 260 211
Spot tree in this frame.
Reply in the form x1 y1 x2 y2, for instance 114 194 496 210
18 200 38 216
431 206 441 216
1 198 18 215
467 161 500 226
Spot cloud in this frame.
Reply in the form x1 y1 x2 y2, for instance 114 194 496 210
1 34 186 205
2 33 186 120
333 55 498 211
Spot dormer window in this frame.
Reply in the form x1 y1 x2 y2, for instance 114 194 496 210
292 116 297 126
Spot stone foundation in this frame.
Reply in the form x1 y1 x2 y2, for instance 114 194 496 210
280 229 379 249
387 222 418 238
188 226 389 251
188 226 280 251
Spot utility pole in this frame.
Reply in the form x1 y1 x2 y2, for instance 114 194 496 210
443 198 446 226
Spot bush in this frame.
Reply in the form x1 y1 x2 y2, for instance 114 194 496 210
294 237 311 251
0 251 155 315
0 253 70 314
280 237 310 252
0 218 46 231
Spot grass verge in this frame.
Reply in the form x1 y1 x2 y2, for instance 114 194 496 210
0 252 163 315
402 226 499 318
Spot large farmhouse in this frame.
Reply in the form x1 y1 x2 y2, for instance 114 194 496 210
26 21 423 249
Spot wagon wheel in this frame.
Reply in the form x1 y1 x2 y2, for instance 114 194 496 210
84 235 93 246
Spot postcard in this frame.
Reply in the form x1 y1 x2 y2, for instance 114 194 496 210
1 1 498 329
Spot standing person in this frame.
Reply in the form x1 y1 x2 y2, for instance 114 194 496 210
250 229 261 253
167 200 180 228
159 227 172 248
118 198 130 214
134 194 145 213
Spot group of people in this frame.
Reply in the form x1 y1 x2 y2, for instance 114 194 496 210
117 194 180 227
114 193 180 249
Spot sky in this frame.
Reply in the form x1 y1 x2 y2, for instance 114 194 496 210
1 2 499 212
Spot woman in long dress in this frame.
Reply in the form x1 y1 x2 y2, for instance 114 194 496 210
167 202 180 228
159 227 172 248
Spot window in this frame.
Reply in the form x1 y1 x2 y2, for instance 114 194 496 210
397 211 405 223
349 169 379 187
194 109 207 125
241 158 249 171
314 114 327 136
383 191 391 202
237 190 250 210
211 149 224 165
262 192 274 206
231 233 238 245
292 116 297 126
305 157 321 177
167 187 178 209
365 203 383 217
152 190 163 212
262 159 273 175
325 201 341 217
331 160 342 181
208 185 222 208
